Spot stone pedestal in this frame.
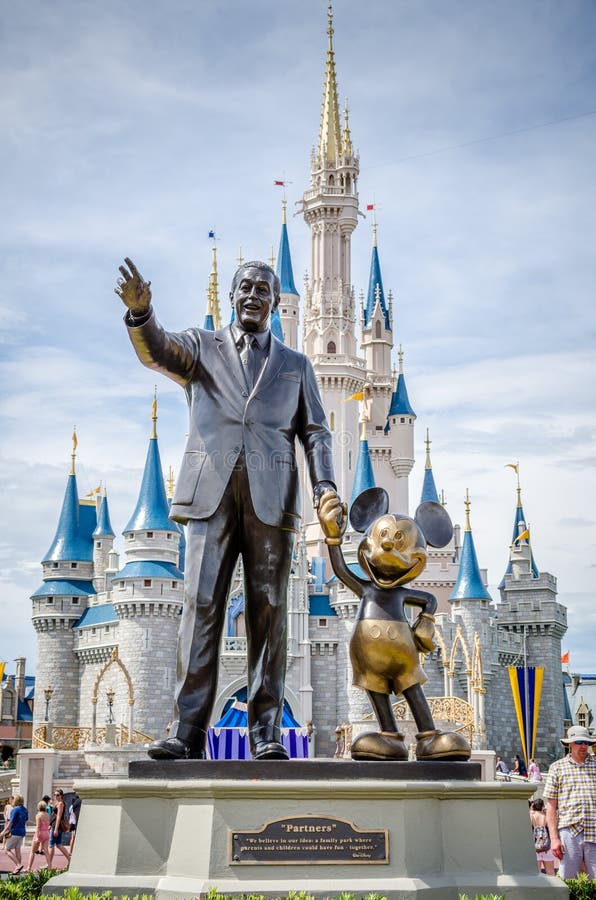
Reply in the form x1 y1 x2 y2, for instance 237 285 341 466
47 761 567 899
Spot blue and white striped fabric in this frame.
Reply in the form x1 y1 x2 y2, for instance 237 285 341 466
207 727 309 760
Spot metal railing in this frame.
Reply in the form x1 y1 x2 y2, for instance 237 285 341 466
32 723 153 750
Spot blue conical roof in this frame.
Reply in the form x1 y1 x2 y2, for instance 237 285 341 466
421 467 440 504
124 436 173 533
43 473 94 563
388 373 416 418
93 494 115 538
203 313 215 331
276 221 298 296
450 528 492 601
350 438 375 509
499 496 539 588
363 240 390 331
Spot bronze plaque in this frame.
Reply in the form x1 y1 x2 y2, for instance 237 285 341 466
230 815 388 865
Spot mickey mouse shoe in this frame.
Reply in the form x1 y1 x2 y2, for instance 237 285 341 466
415 729 471 761
351 731 409 761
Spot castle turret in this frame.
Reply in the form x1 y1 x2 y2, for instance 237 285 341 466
494 477 567 758
92 490 115 592
32 433 96 728
112 398 183 736
420 430 440 504
361 221 392 379
276 198 299 349
349 425 375 509
383 348 415 511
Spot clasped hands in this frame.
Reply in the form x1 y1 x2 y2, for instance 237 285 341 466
115 257 152 317
318 490 348 545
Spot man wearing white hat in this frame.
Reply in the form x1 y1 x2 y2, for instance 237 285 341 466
544 725 596 879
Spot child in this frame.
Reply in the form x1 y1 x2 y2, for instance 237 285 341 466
25 800 52 872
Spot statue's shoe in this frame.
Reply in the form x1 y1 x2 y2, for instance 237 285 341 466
252 740 289 760
351 731 409 761
147 737 205 760
415 729 471 761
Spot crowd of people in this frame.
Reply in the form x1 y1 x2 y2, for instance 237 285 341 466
0 789 80 875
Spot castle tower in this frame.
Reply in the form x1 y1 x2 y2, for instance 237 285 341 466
92 490 115 593
499 464 539 587
382 348 415 511
361 221 392 382
31 434 96 728
349 423 375 508
493 481 567 759
276 198 299 350
112 397 183 736
421 429 440 503
302 5 363 506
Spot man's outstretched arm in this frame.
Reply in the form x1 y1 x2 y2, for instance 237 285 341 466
115 257 199 386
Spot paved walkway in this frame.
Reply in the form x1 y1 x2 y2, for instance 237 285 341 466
0 837 69 877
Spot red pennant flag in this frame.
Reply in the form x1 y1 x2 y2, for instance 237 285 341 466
561 651 569 665
366 203 374 210
274 180 285 186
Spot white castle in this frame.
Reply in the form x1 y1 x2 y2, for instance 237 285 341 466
31 7 568 772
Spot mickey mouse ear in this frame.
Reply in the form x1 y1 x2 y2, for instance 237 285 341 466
349 487 389 533
415 501 453 548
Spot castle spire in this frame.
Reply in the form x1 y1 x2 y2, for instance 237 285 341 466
93 489 115 539
420 429 440 504
123 396 172 533
42 436 94 563
342 99 353 157
363 219 390 331
499 464 539 586
276 198 298 296
386 346 416 421
151 386 158 440
204 235 222 331
349 431 375 512
449 491 492 601
70 428 78 476
318 4 342 163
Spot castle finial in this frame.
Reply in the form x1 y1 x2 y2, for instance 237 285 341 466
506 461 522 507
398 344 404 374
151 387 158 440
237 246 244 267
269 245 276 269
440 489 447 507
464 488 471 532
282 197 287 225
342 98 353 157
425 429 432 470
70 428 78 475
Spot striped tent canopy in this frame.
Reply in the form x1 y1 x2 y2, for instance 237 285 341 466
207 699 309 760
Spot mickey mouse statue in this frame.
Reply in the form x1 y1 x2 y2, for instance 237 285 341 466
319 486 471 762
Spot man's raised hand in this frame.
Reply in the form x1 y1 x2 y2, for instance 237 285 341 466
114 257 152 316
318 490 347 545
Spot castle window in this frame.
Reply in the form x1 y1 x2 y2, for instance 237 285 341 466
166 533 172 539
53 562 58 568
72 597 79 604
409 418 412 424
400 417 405 423
318 618 328 627
105 626 110 633
144 579 152 588
146 532 153 539
375 321 381 339
327 341 336 354
71 562 78 568
172 581 178 588
92 628 96 635
282 309 287 314
127 533 134 541
96 541 102 549
47 598 53 604
348 450 352 470
119 581 125 589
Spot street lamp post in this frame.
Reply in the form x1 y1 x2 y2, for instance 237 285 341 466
106 686 115 725
43 685 54 722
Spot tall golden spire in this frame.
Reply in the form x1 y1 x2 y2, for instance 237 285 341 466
425 429 432 470
70 427 78 475
151 387 158 440
464 488 472 532
205 238 222 330
318 4 342 163
166 465 175 500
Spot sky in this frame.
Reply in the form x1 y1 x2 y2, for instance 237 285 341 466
1 0 595 680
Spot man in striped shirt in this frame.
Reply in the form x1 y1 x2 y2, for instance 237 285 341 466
545 725 596 879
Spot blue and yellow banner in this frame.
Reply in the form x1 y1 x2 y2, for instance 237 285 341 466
0 662 5 685
508 666 544 765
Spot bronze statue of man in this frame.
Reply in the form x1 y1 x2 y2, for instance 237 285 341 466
115 257 337 760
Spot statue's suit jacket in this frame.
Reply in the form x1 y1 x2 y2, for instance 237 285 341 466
127 312 334 530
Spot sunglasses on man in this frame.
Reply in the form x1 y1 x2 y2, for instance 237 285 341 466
574 740 591 746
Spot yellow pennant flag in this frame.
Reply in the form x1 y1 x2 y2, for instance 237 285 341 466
505 463 518 474
343 391 364 402
72 430 78 451
514 528 530 543
0 662 6 686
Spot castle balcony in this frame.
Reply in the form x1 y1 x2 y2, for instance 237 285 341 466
221 636 247 655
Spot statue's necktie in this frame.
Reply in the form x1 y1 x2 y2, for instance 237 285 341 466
240 333 259 391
